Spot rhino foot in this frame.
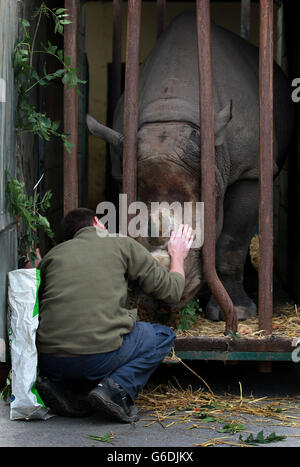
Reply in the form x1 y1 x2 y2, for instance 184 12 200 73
205 294 257 322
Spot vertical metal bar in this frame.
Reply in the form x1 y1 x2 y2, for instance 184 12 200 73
64 0 78 215
196 0 237 335
156 0 166 39
258 0 274 335
241 0 251 41
122 0 142 218
112 0 123 114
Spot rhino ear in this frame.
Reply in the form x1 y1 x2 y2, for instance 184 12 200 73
214 101 232 147
86 114 123 148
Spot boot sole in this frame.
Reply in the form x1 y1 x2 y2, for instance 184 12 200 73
88 389 139 423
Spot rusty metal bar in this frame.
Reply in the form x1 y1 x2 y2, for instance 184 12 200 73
122 0 142 217
196 0 238 335
64 0 78 215
258 0 274 335
241 0 251 41
112 0 123 113
156 0 167 39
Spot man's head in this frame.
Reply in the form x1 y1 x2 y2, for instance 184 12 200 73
61 208 105 241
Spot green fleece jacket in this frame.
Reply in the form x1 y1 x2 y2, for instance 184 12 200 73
36 226 185 355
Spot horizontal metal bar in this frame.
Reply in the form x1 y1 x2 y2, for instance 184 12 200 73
169 351 295 362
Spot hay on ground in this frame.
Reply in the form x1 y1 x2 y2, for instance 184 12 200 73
175 302 300 339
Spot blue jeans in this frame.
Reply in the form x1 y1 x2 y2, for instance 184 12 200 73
38 322 175 401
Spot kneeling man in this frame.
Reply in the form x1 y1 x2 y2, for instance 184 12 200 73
36 208 193 422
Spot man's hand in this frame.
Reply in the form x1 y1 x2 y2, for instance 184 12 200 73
168 224 194 278
168 224 194 260
24 248 42 269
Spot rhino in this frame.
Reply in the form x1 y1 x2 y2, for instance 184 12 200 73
87 11 294 321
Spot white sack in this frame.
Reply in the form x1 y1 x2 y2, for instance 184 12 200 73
7 268 52 420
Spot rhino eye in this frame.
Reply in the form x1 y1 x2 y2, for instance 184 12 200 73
190 129 200 147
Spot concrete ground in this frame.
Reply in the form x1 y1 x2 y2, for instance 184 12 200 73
1 360 300 450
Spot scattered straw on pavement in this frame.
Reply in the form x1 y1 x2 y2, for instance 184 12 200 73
135 356 300 445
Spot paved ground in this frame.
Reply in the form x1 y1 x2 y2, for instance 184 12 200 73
1 360 300 451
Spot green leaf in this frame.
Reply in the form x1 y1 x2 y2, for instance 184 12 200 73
218 423 245 434
0 370 12 402
239 430 286 445
56 23 63 35
51 120 60 131
87 433 114 444
38 214 50 229
64 56 71 66
32 70 40 81
62 72 70 84
21 19 30 28
53 69 65 78
177 298 201 332
54 21 59 35
63 138 75 154
228 330 241 341
54 8 68 15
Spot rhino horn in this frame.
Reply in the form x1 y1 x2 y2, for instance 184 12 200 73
86 114 123 148
214 100 232 146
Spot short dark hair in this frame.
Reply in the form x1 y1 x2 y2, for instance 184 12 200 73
61 208 96 241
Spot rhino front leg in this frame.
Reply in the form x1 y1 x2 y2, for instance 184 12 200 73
205 179 258 321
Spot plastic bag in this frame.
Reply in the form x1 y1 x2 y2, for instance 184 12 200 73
7 268 52 420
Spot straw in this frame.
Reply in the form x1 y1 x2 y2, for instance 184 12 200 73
135 355 300 435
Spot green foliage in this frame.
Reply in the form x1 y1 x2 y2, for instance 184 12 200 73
177 298 202 332
227 330 241 341
239 430 286 445
87 432 114 444
218 422 245 434
6 172 54 266
0 371 12 403
7 3 87 264
13 3 86 152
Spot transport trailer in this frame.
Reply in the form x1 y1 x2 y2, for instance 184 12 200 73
69 1 297 365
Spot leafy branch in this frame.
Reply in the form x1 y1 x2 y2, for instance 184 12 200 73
0 370 12 403
13 4 85 149
239 430 286 445
6 3 86 265
6 172 54 266
177 298 201 332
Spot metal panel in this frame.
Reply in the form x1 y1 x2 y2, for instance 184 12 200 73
0 0 18 362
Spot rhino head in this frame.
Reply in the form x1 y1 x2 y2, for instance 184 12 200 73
86 102 232 315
